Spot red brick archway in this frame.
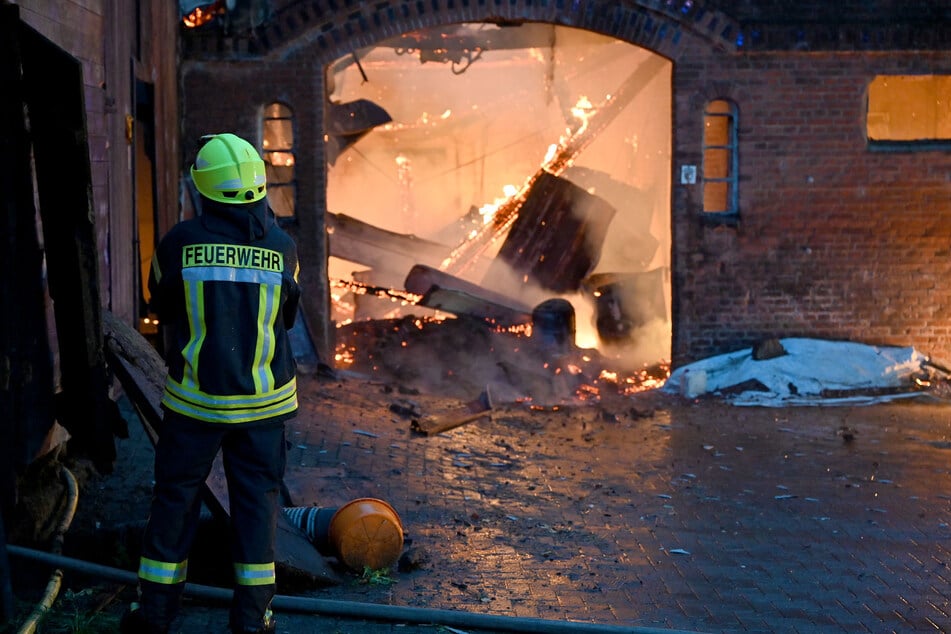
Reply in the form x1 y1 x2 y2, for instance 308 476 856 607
183 2 713 364
186 0 740 62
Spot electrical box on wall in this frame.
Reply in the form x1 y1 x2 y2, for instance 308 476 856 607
680 165 697 184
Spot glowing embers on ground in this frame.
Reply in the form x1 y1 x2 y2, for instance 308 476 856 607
597 364 671 395
332 315 670 405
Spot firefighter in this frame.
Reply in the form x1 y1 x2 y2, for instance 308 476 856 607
121 133 300 634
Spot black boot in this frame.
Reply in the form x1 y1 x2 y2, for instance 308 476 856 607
231 607 276 633
120 603 170 634
231 620 276 633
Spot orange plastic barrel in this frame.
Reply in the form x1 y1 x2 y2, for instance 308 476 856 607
328 498 404 571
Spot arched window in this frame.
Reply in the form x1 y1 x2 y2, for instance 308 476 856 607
262 102 296 218
702 99 738 217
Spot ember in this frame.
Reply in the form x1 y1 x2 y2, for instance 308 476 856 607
334 315 670 405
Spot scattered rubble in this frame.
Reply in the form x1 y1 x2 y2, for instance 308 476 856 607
334 315 667 407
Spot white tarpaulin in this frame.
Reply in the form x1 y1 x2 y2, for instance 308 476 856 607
662 338 931 407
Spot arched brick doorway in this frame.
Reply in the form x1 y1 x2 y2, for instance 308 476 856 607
325 23 672 368
181 1 741 368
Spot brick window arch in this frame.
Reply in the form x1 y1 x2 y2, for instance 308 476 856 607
262 102 296 219
702 98 738 218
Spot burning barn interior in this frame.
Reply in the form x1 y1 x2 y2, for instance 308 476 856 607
319 22 673 401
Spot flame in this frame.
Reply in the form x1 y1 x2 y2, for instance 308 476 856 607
331 278 422 306
576 383 600 400
494 323 532 337
570 95 595 129
617 361 671 394
569 361 672 403
477 184 518 226
334 344 356 366
182 1 223 27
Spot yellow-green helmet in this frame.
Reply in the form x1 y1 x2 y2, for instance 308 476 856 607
191 133 267 204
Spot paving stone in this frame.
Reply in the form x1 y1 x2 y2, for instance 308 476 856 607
58 376 951 633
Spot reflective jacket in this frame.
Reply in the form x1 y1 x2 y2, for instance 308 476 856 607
148 198 300 425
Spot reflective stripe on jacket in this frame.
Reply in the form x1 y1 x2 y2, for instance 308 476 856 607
149 199 300 425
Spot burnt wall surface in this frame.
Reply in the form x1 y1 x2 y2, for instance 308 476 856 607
16 0 179 324
7 1 179 469
15 1 112 309
182 0 951 367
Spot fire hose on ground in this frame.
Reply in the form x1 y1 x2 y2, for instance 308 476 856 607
7 543 706 634
16 465 79 634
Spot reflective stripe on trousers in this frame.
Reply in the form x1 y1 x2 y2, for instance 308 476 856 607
234 561 276 586
138 556 187 585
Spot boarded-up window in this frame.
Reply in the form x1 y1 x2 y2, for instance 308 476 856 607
263 102 296 218
867 75 951 142
703 99 738 215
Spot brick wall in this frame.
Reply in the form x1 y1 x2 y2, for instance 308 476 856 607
182 0 951 366
672 50 951 364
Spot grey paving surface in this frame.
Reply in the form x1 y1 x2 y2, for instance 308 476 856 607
53 374 951 632
190 375 951 632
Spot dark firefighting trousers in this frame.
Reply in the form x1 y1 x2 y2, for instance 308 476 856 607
136 411 286 631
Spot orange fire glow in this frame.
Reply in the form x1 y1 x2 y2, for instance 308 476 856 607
182 1 224 28
331 278 424 313
334 344 356 366
575 383 600 401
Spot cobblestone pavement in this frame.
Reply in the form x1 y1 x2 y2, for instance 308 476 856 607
52 372 951 633
163 372 951 634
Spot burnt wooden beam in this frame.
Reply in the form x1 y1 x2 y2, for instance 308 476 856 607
417 287 531 327
442 55 667 278
101 312 166 443
404 264 533 326
488 172 617 293
327 212 452 278
410 386 493 435
411 410 491 435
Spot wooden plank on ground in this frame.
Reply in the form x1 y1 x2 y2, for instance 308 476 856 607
411 410 492 435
